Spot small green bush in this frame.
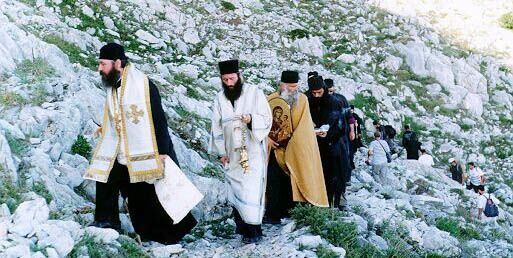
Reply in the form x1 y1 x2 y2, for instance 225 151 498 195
71 135 92 159
499 12 513 30
316 246 339 258
221 1 236 11
288 29 309 40
200 164 225 181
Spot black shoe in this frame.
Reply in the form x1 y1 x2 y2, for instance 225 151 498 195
242 235 262 244
89 221 121 231
263 217 281 225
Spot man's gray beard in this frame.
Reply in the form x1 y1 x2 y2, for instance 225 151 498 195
281 88 299 108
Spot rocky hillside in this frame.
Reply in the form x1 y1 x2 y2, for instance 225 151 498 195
0 0 512 257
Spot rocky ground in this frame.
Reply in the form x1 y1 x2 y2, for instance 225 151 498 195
0 0 512 257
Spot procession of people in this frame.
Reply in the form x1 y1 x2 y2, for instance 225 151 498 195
83 43 499 246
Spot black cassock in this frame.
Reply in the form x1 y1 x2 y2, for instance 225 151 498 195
308 92 351 207
94 80 197 244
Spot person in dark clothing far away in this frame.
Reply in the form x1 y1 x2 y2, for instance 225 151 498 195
448 158 465 185
373 120 387 140
402 125 421 160
348 105 364 169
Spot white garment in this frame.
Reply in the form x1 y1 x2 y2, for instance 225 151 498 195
477 193 500 223
418 154 434 167
468 167 484 186
369 140 390 166
84 65 162 183
208 84 272 225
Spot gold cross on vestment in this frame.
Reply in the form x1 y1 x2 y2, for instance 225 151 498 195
126 104 144 124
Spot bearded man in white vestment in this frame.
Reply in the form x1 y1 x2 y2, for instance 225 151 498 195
209 59 272 244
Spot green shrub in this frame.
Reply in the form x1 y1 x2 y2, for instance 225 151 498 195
316 246 339 258
403 116 426 132
221 1 236 11
499 12 513 30
69 235 149 258
291 204 384 258
71 135 92 159
288 29 309 40
15 58 55 83
0 90 28 107
435 217 481 241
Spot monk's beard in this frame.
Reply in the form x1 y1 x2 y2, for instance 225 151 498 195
281 88 299 107
222 78 243 102
100 69 121 88
311 91 329 107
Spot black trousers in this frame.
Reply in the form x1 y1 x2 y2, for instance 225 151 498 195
265 151 294 220
94 160 197 244
327 155 347 207
233 207 262 238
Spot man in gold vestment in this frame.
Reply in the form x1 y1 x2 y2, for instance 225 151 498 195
264 70 328 224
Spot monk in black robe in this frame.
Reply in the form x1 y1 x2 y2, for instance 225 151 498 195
307 76 349 210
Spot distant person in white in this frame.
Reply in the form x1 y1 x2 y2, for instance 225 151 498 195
367 131 391 183
418 149 434 167
467 162 485 193
476 185 500 224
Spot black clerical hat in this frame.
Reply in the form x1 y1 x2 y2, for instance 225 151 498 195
308 76 325 90
99 43 127 61
324 78 334 88
281 70 299 83
218 59 239 75
307 71 318 79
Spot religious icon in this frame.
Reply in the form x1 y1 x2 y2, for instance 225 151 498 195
268 97 293 147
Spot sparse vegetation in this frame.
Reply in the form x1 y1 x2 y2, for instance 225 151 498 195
43 34 97 69
435 217 481 241
31 86 48 106
15 58 55 83
0 90 28 107
291 204 404 258
32 182 53 204
5 132 29 157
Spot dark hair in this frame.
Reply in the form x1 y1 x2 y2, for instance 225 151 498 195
350 105 355 109
374 131 381 138
468 162 475 166
405 125 410 130
420 149 426 153
373 120 380 126
477 185 485 192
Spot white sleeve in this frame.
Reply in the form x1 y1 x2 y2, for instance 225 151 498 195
248 89 272 142
208 97 226 156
